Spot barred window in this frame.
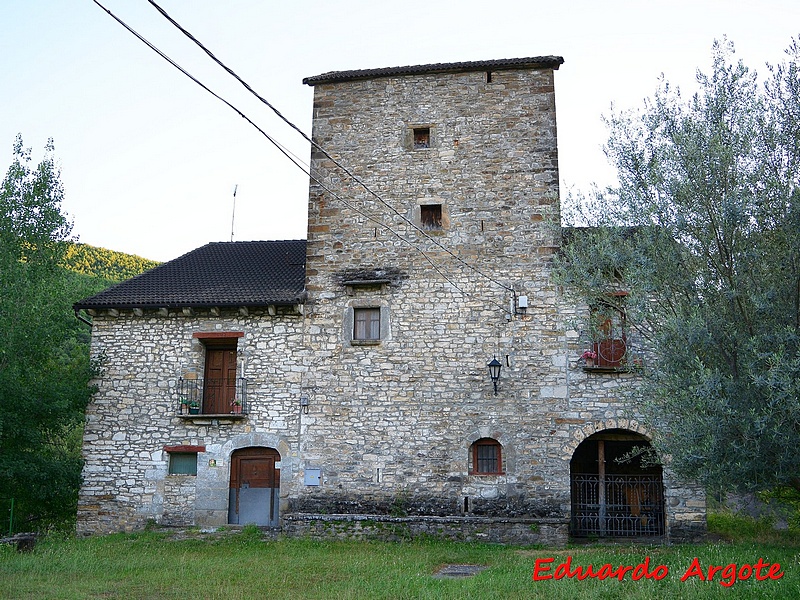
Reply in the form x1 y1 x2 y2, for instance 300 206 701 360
470 438 503 475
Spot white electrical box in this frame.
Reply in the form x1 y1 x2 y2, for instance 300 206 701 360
304 468 321 486
518 295 528 308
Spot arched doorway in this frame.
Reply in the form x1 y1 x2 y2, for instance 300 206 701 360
570 429 664 537
228 447 280 526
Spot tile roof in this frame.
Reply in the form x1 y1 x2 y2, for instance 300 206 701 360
303 56 564 86
74 240 307 310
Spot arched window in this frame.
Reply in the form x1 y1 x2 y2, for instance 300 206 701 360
470 438 503 475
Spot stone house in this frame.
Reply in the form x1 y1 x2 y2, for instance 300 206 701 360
74 56 705 544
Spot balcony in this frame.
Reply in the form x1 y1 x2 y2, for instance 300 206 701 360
582 338 644 373
177 377 249 419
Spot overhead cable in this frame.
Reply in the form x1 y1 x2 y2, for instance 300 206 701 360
145 0 515 295
91 0 510 313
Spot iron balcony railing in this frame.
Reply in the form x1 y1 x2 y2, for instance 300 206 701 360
177 377 249 415
583 337 646 371
571 473 664 537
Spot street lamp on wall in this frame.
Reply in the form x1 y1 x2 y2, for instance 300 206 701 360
487 356 502 396
300 395 310 414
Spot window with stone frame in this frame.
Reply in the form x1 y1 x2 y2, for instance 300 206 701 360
470 438 503 475
413 127 431 149
353 307 381 341
420 204 443 229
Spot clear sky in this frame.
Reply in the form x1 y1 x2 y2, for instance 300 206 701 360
2 1 799 261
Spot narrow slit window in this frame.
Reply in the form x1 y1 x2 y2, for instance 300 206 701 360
420 204 443 229
413 127 430 149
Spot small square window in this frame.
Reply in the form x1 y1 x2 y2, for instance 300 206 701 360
353 307 381 340
420 204 443 229
169 452 198 476
413 128 430 149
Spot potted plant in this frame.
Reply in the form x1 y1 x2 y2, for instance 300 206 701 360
230 398 242 414
581 349 597 367
188 400 200 415
179 396 189 414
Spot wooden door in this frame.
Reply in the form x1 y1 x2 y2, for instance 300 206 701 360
228 448 280 526
204 348 236 414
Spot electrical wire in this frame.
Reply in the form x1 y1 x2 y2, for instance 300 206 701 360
91 0 512 314
145 0 515 295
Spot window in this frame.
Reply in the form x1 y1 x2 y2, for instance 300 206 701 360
203 345 238 414
420 204 443 229
413 127 430 149
353 307 381 341
169 453 198 475
182 332 246 415
165 445 204 474
590 295 628 368
470 438 503 475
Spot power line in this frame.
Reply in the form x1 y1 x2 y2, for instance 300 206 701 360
145 0 515 295
91 0 512 314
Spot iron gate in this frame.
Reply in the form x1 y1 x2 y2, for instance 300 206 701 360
571 473 664 537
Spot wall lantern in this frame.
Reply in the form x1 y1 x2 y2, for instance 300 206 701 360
487 356 502 396
300 395 310 414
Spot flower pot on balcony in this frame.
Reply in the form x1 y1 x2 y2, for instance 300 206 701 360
231 405 242 414
585 357 595 368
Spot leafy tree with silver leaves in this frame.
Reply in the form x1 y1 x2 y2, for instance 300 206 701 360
555 39 800 496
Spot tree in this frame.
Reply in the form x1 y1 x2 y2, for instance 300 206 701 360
555 39 800 496
0 135 96 531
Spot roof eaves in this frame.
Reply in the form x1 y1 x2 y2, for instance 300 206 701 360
73 297 307 311
303 56 564 86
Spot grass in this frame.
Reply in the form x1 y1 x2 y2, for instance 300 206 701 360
1 517 799 599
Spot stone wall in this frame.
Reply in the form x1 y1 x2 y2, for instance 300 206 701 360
282 514 568 546
77 308 305 534
297 67 565 522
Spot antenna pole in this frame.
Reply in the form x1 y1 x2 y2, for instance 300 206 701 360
230 184 238 242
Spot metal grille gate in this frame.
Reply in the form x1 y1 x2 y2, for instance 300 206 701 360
571 473 664 537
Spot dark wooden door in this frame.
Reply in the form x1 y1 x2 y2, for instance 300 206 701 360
204 348 236 414
228 448 280 526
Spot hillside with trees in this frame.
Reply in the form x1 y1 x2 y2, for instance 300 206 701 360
62 243 159 282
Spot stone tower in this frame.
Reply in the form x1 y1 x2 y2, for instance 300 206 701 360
295 57 570 532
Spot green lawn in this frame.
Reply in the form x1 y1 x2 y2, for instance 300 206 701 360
1 520 798 599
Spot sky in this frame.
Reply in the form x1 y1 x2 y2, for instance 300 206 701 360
2 1 799 262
